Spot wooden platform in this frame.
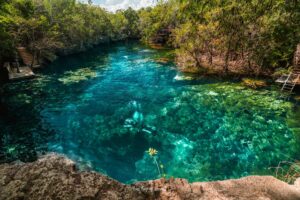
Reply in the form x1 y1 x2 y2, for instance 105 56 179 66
276 74 300 84
7 66 35 80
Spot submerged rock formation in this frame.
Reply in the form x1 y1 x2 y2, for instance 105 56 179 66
1 154 300 200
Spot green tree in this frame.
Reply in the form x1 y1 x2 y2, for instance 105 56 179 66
123 7 140 38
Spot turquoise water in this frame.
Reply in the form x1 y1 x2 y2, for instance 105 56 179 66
1 42 300 183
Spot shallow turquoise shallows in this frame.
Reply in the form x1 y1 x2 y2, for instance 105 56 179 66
1 42 300 183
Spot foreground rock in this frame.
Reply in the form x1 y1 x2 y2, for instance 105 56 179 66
1 154 300 200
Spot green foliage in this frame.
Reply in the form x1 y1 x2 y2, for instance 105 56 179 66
1 0 299 74
273 161 300 184
58 68 97 85
123 7 140 38
138 1 178 42
0 0 141 63
109 11 128 40
0 1 14 64
0 26 13 65
140 0 300 74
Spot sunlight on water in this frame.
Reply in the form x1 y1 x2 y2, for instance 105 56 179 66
1 42 300 183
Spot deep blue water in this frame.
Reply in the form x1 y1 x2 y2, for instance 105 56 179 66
1 42 300 183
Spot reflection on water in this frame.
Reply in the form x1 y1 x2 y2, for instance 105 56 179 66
1 42 300 183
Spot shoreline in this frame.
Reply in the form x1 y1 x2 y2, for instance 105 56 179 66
1 153 300 199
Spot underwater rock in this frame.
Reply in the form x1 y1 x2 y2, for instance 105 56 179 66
174 74 195 81
159 107 168 117
58 68 97 85
155 57 170 64
242 78 267 89
207 91 218 96
1 154 300 200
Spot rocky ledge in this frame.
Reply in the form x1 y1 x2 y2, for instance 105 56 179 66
1 154 300 200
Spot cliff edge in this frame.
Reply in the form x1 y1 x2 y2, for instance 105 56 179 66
1 154 300 200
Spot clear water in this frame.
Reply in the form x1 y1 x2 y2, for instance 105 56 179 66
1 42 300 183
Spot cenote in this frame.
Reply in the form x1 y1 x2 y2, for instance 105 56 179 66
1 42 300 184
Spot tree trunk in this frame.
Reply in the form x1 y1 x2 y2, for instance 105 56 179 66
31 50 36 68
194 50 202 68
195 57 202 68
224 39 232 74
208 46 213 65
186 48 202 69
209 54 213 65
247 59 253 74
15 52 20 73
80 41 84 50
224 49 230 74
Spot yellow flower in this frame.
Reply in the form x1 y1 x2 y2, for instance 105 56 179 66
147 148 158 156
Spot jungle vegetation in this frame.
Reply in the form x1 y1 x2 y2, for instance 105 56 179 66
0 0 140 64
0 0 300 76
139 0 300 75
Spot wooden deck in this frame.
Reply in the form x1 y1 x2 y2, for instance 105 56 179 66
7 66 35 81
276 74 300 85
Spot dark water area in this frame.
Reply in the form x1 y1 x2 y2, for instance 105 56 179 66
1 42 300 183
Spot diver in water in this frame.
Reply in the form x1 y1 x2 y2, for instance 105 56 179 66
124 100 157 135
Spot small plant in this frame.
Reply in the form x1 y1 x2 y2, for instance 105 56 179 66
270 161 300 183
147 148 158 156
272 67 293 78
147 148 166 178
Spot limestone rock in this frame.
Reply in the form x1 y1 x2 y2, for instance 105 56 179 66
1 154 300 200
